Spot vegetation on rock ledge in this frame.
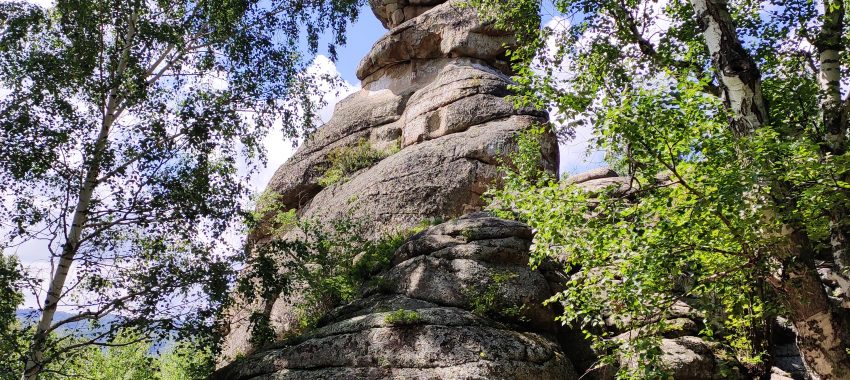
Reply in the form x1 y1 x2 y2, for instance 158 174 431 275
477 0 850 377
384 309 423 325
319 139 399 187
240 212 423 342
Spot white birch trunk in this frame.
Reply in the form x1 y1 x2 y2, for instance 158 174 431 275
817 0 846 154
690 0 766 135
815 0 850 311
689 1 850 378
20 12 136 379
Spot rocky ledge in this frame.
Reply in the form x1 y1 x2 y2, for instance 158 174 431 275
212 213 576 380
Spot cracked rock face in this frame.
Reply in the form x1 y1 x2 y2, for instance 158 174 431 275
217 0 558 369
213 214 577 380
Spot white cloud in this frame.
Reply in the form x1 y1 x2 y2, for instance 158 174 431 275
250 55 359 191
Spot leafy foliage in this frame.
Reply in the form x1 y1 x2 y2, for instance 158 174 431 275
0 0 363 377
1 325 213 380
319 139 399 186
490 95 780 376
246 190 299 240
239 213 419 342
478 0 850 377
466 271 529 322
0 254 26 379
383 309 422 325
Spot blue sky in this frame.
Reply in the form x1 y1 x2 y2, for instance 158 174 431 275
315 6 386 83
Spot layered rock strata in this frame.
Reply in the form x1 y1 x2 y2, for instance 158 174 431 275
218 0 558 367
259 3 556 239
213 214 577 379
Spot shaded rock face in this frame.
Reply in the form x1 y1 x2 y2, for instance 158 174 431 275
218 0 558 369
213 214 577 380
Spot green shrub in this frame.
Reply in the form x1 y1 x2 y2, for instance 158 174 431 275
245 190 297 239
318 140 398 186
467 271 529 322
384 309 422 325
241 213 423 336
20 330 214 380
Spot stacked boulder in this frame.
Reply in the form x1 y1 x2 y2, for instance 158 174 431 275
258 0 557 239
213 0 813 374
217 0 559 369
212 213 576 379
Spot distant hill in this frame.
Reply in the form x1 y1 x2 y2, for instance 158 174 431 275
16 309 117 335
15 309 171 352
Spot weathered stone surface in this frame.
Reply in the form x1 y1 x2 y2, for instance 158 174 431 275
291 115 553 237
262 88 408 213
375 213 557 331
369 0 446 28
658 337 724 379
357 0 514 80
212 303 575 380
218 0 562 370
262 58 555 236
564 166 618 185
573 176 635 195
385 256 555 329
399 60 543 147
214 215 577 380
770 320 808 380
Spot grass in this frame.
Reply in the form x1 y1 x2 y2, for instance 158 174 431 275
384 309 423 325
318 139 399 186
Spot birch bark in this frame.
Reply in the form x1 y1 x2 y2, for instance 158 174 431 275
689 0 850 377
20 12 136 380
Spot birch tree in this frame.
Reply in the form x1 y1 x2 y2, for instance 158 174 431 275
479 0 850 377
0 0 360 378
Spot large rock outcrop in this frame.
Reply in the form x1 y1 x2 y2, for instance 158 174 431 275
207 0 825 373
213 214 577 379
217 0 559 367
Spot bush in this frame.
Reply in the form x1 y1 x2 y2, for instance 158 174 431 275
7 330 214 380
487 122 776 377
318 139 398 186
384 309 422 325
241 213 424 339
467 271 529 322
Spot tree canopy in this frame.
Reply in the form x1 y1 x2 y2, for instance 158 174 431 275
480 0 850 378
0 0 361 378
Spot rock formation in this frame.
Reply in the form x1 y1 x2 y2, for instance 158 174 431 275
255 0 557 240
217 0 559 368
213 0 814 377
213 214 576 379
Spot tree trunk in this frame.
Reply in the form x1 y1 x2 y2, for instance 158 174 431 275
690 0 850 377
20 117 114 380
815 0 850 307
690 0 766 135
816 0 846 155
776 230 850 379
20 12 136 377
